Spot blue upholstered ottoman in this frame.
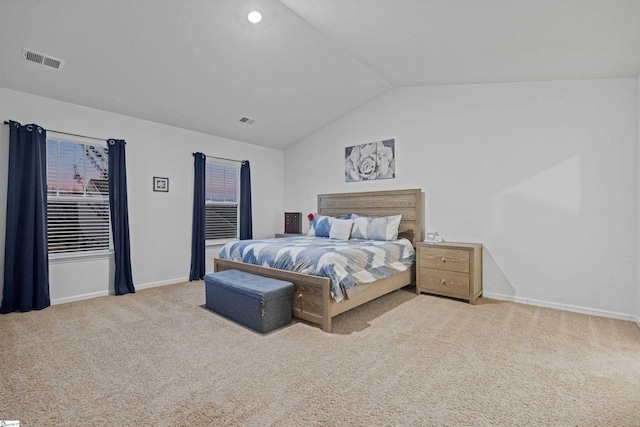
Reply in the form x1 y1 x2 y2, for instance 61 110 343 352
204 269 294 333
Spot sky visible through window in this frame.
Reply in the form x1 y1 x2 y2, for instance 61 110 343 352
47 139 108 195
205 162 237 203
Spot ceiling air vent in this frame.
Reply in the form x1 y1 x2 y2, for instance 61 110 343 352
239 116 256 125
22 48 65 70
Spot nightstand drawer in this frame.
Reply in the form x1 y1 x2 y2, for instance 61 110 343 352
419 247 469 273
420 268 470 297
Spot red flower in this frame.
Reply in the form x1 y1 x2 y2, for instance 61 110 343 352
307 213 314 221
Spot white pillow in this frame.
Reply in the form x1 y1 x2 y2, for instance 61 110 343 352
329 218 353 240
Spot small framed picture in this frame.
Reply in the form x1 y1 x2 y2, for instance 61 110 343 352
153 176 169 192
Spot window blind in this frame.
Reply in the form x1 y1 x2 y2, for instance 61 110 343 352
205 161 239 240
46 138 110 254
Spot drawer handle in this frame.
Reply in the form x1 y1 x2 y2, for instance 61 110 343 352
441 279 446 286
440 257 446 263
298 293 303 299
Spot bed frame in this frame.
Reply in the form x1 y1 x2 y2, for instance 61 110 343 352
213 188 423 332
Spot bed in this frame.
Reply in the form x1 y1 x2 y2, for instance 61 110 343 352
213 188 423 332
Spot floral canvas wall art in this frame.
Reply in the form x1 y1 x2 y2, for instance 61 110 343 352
345 139 395 182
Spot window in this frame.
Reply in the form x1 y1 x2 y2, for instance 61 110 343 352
46 137 110 255
205 160 239 240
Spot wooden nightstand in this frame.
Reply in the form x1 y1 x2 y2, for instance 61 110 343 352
416 241 483 304
275 233 303 238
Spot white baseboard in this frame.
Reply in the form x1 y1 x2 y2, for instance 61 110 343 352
483 291 637 323
134 276 190 291
51 276 191 305
52 290 110 305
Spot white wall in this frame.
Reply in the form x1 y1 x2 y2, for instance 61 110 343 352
285 78 638 320
0 88 284 304
637 74 640 326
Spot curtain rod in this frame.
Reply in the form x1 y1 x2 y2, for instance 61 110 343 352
4 120 109 143
193 152 246 165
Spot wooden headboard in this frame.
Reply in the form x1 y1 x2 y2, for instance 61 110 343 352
317 188 423 247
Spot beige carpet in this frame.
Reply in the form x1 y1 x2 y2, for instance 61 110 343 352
1 281 639 426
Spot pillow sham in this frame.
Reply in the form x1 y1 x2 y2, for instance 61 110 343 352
306 214 354 237
307 215 332 237
329 218 353 240
351 214 402 241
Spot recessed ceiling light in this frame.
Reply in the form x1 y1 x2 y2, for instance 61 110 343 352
247 10 262 24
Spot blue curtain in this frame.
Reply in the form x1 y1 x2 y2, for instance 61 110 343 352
189 153 205 281
1 121 50 313
107 139 135 295
239 161 253 240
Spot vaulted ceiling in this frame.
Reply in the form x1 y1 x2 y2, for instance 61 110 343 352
1 0 639 149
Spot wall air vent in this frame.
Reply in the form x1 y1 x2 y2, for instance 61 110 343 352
22 48 65 70
239 116 256 125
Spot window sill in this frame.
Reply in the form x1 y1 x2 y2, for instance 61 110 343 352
49 250 114 264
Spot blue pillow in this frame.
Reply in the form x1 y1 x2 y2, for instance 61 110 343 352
307 215 332 237
335 213 353 220
307 214 353 238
